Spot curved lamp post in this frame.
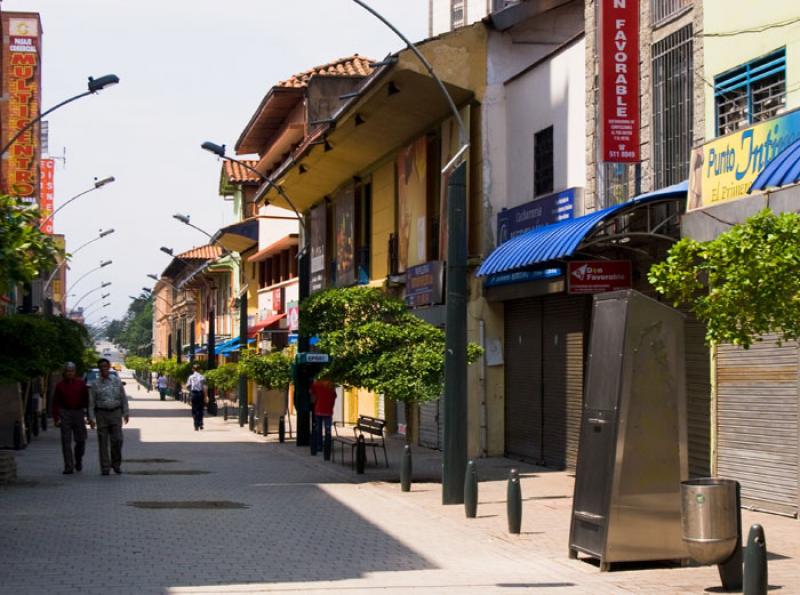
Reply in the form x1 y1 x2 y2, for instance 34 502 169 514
83 302 110 319
147 273 179 292
44 228 115 294
39 176 115 229
82 292 111 312
0 75 120 157
67 259 112 294
73 281 112 310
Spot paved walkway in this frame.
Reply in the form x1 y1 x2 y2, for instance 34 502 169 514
1 376 798 594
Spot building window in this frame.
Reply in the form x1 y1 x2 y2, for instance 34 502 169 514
533 126 554 197
715 48 786 137
652 0 692 28
652 25 693 190
451 0 465 29
602 163 630 207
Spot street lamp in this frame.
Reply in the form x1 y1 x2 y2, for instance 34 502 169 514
82 293 111 311
82 302 110 319
147 273 179 292
40 177 116 229
0 75 120 157
73 281 112 309
44 228 115 294
67 259 112 294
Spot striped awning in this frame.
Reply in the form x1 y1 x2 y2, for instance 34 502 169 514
477 181 688 278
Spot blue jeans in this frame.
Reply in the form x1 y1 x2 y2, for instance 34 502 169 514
313 415 332 456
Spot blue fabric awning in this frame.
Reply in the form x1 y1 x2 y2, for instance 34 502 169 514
219 337 255 355
213 337 238 355
477 181 688 278
749 137 800 192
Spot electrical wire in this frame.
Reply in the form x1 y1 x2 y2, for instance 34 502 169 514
704 16 800 37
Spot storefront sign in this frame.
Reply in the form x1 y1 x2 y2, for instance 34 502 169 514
272 287 283 314
687 108 800 211
497 188 579 245
335 186 355 287
310 203 326 293
484 267 562 288
567 260 631 294
39 158 54 233
599 0 640 163
405 260 444 308
1 14 42 203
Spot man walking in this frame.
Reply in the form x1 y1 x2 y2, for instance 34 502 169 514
187 364 207 431
88 358 129 475
52 362 89 474
156 373 168 401
311 378 337 460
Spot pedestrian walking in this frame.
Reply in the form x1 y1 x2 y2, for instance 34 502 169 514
187 364 207 431
52 362 89 474
156 373 168 401
310 378 336 457
88 358 129 476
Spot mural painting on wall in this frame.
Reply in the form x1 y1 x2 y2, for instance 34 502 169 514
335 186 355 287
310 203 326 293
397 136 427 272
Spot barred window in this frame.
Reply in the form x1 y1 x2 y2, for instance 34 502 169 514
715 48 786 137
652 0 692 28
451 0 465 29
533 126 554 197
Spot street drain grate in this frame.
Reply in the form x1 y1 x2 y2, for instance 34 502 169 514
125 470 210 476
124 458 180 463
127 500 249 510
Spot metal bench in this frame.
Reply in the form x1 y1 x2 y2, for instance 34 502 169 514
333 415 388 468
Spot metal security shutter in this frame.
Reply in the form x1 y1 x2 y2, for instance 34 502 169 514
542 295 589 470
504 298 543 461
684 314 711 478
419 398 440 450
717 336 799 515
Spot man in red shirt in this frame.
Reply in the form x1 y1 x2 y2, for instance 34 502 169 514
52 362 89 474
310 378 337 460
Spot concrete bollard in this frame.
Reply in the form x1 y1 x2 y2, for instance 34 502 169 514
464 460 478 518
507 468 522 534
400 444 412 492
744 524 768 595
278 416 286 443
356 435 366 474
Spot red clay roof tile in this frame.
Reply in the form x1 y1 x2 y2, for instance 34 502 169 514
223 160 261 184
277 54 374 89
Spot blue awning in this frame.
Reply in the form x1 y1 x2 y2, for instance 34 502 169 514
477 181 688 278
749 137 800 192
219 337 255 355
213 337 238 355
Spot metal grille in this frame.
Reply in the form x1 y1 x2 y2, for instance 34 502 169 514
652 25 693 190
534 126 554 197
652 0 692 27
451 0 465 29
715 49 786 136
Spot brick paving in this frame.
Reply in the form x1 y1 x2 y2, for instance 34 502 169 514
1 376 798 594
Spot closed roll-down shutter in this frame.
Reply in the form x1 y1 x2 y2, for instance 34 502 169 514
504 299 543 461
419 399 440 450
685 314 711 478
717 336 798 515
542 295 588 470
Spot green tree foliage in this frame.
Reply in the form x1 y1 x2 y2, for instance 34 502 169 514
0 195 60 293
204 363 240 395
151 358 200 383
239 350 292 391
649 209 800 348
0 315 90 382
300 286 482 403
124 355 152 375
104 293 153 352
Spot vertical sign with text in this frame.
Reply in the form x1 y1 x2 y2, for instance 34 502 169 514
310 203 326 294
1 13 42 204
599 0 640 163
39 158 55 233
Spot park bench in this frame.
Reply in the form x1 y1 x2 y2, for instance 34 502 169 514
332 415 388 469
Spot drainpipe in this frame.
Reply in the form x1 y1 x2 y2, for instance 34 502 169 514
710 343 718 476
479 319 488 457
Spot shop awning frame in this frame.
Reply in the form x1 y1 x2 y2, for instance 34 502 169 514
477 181 688 278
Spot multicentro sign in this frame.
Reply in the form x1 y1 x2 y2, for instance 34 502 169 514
567 261 632 294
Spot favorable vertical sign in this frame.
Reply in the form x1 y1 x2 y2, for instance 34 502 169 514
1 13 42 204
599 0 639 163
39 158 54 233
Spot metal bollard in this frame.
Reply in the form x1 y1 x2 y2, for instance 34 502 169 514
278 415 286 443
223 405 228 421
261 414 268 436
744 524 768 595
464 460 478 518
31 413 39 437
323 429 332 461
400 444 412 492
248 408 256 432
13 421 22 450
356 435 366 474
507 468 522 534
41 412 47 432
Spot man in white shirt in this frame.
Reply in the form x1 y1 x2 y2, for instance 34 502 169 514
187 364 207 431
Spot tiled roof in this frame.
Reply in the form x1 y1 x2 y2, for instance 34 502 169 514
223 160 261 184
177 245 222 260
277 54 374 88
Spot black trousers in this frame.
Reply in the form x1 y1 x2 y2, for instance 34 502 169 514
191 391 204 429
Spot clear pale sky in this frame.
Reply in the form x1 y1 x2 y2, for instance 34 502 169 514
2 0 427 324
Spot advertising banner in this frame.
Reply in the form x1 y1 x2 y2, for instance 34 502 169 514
39 158 55 233
309 203 326 293
599 0 640 162
496 188 580 246
335 185 355 287
404 261 444 308
287 303 299 332
397 136 428 271
687 108 800 211
567 260 632 294
1 13 42 204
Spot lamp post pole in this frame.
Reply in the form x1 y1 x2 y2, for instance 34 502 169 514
72 282 112 310
39 176 115 229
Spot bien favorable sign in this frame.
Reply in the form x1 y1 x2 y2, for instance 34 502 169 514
568 260 631 294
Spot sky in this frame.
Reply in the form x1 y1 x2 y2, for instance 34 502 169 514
2 0 428 324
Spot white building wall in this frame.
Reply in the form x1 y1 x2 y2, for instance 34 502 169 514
256 204 299 319
504 38 586 211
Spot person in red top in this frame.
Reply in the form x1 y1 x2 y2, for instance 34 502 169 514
310 378 337 459
52 362 89 474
